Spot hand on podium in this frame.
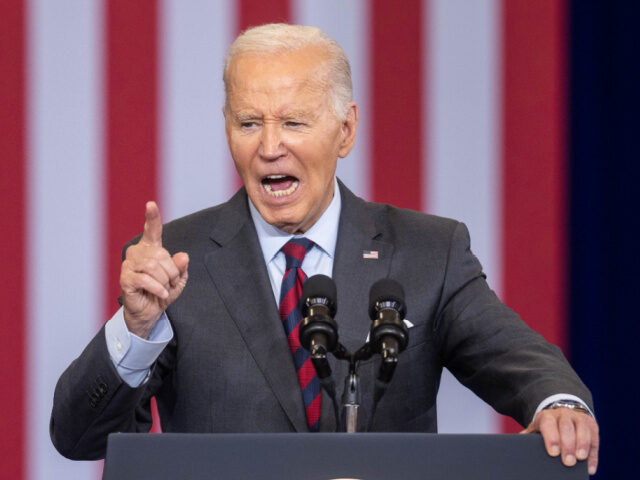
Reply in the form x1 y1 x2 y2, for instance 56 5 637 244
522 407 599 475
120 201 189 339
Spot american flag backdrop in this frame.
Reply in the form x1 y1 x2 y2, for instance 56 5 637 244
5 0 626 479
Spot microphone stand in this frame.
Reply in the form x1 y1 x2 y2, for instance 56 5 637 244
341 371 359 433
335 344 375 433
307 335 404 433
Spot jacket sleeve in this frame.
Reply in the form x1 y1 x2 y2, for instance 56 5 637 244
434 222 593 426
49 325 174 460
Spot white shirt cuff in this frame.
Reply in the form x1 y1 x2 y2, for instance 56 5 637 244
533 393 595 421
104 307 173 387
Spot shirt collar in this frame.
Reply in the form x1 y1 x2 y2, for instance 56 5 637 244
248 177 342 264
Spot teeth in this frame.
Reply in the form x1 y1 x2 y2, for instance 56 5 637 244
264 180 299 197
266 174 286 179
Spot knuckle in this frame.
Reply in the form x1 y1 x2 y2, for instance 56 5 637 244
151 247 169 260
539 414 556 430
559 420 573 436
119 273 131 288
120 259 132 274
143 259 158 272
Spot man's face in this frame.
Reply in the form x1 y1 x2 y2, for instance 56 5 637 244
225 46 357 234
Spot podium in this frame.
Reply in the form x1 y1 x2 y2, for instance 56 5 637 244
102 433 588 480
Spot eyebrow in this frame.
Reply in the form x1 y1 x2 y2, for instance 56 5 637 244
235 112 262 122
234 110 316 122
282 110 314 120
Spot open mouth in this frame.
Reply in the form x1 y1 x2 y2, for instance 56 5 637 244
262 174 299 197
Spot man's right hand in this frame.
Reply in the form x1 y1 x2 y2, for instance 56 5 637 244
120 201 189 339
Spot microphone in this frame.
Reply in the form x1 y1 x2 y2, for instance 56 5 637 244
368 278 409 383
299 274 339 378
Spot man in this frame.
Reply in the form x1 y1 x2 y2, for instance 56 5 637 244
51 24 599 474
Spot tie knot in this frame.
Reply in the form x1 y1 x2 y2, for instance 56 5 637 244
282 237 315 269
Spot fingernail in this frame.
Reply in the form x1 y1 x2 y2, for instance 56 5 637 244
577 448 587 460
564 454 576 466
550 446 560 456
589 465 596 475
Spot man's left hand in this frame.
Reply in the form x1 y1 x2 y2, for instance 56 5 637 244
521 407 599 475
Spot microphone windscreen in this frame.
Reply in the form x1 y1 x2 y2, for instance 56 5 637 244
301 274 337 314
368 278 406 319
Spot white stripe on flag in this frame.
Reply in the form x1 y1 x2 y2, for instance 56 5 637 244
26 0 103 478
160 0 237 222
426 0 501 434
292 0 371 200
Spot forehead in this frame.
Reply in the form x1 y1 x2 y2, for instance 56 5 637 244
226 46 330 111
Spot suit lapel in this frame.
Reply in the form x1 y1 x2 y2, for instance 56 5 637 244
203 190 309 432
319 182 394 430
333 181 393 350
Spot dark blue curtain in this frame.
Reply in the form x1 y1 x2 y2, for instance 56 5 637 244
569 1 640 478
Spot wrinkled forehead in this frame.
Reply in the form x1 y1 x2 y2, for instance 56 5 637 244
225 47 331 103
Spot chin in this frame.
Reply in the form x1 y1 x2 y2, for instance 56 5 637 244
273 218 302 233
258 209 296 231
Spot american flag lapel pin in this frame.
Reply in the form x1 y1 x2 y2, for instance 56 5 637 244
362 250 379 259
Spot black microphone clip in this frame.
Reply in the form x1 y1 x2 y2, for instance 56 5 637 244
299 274 339 379
368 278 409 383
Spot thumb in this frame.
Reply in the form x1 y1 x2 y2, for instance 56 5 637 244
520 418 538 434
173 252 189 272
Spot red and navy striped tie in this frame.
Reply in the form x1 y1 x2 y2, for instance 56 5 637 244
278 237 321 431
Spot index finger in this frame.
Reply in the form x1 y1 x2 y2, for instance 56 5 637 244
141 201 163 246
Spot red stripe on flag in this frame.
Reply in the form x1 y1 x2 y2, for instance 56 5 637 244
370 0 424 210
0 0 26 475
105 0 161 432
501 0 567 432
237 0 290 32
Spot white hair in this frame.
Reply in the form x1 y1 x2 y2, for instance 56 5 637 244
223 23 353 120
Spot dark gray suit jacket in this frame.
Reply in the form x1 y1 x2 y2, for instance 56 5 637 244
50 181 592 460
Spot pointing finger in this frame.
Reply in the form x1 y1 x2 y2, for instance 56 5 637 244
142 201 163 246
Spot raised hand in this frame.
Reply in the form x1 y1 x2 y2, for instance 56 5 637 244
120 201 189 338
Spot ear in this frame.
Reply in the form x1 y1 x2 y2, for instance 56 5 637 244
337 102 358 158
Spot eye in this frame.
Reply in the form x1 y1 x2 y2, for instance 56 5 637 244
285 121 304 128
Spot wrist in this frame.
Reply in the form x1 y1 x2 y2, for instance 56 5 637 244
543 399 592 417
123 308 161 339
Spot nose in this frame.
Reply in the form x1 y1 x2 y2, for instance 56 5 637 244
259 123 286 160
